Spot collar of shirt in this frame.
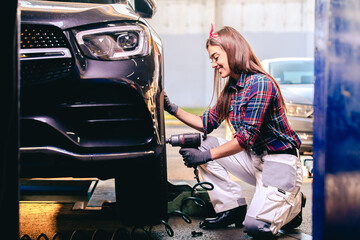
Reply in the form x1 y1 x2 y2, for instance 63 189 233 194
229 72 247 90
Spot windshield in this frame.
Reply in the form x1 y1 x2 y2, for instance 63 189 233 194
40 0 127 3
269 60 314 84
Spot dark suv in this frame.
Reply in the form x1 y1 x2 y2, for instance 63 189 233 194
20 0 166 225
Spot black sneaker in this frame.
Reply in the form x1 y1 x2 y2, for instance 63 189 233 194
199 205 247 229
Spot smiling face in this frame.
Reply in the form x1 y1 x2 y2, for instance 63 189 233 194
208 45 232 78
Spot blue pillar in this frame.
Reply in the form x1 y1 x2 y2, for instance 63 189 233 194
314 0 360 239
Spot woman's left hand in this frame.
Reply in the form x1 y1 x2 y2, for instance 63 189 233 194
179 148 212 167
164 92 178 115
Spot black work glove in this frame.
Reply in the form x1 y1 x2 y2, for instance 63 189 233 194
179 148 212 168
164 92 178 115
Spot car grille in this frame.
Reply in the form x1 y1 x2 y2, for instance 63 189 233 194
20 24 74 86
21 24 68 49
21 58 73 85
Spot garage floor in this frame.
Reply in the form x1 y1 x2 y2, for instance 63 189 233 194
19 179 312 240
19 201 304 240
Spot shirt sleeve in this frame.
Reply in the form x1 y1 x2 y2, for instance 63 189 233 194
202 105 222 134
234 76 276 149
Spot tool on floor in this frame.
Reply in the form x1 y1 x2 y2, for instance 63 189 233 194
166 132 214 214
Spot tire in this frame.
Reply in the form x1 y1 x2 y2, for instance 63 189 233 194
114 145 167 226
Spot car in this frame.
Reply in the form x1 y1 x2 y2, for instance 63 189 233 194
261 57 314 154
19 0 167 225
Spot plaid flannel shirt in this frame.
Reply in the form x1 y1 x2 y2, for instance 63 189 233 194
202 73 301 154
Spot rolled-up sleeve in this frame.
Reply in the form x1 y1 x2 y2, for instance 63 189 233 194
202 105 222 134
234 77 275 149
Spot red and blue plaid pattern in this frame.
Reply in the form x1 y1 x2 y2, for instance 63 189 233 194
202 73 301 154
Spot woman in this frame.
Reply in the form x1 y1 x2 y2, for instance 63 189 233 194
164 26 305 238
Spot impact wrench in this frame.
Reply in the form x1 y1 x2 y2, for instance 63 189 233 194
166 132 202 178
166 133 214 189
166 132 214 238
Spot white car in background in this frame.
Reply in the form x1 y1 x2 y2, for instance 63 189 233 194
261 58 314 154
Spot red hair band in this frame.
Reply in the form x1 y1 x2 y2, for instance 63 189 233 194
209 24 220 42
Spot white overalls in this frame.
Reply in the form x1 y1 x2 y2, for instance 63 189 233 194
198 136 303 235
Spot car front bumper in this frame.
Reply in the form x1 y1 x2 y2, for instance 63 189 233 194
19 23 165 178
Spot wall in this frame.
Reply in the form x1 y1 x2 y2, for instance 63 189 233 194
148 0 315 107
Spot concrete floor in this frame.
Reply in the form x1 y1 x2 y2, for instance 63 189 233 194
19 200 309 240
19 180 312 240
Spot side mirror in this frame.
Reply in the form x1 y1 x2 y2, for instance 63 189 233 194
134 0 157 18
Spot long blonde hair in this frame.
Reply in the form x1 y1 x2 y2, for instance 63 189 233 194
206 26 286 122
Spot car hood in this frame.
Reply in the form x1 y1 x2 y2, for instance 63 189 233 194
279 84 314 105
20 0 140 29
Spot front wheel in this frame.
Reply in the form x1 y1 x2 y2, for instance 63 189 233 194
114 146 167 226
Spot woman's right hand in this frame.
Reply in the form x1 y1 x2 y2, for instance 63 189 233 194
164 92 178 115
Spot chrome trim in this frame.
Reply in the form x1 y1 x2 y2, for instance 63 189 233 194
20 48 72 60
60 103 135 108
20 146 154 161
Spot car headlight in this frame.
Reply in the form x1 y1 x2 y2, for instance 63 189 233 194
286 103 313 118
74 23 151 60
